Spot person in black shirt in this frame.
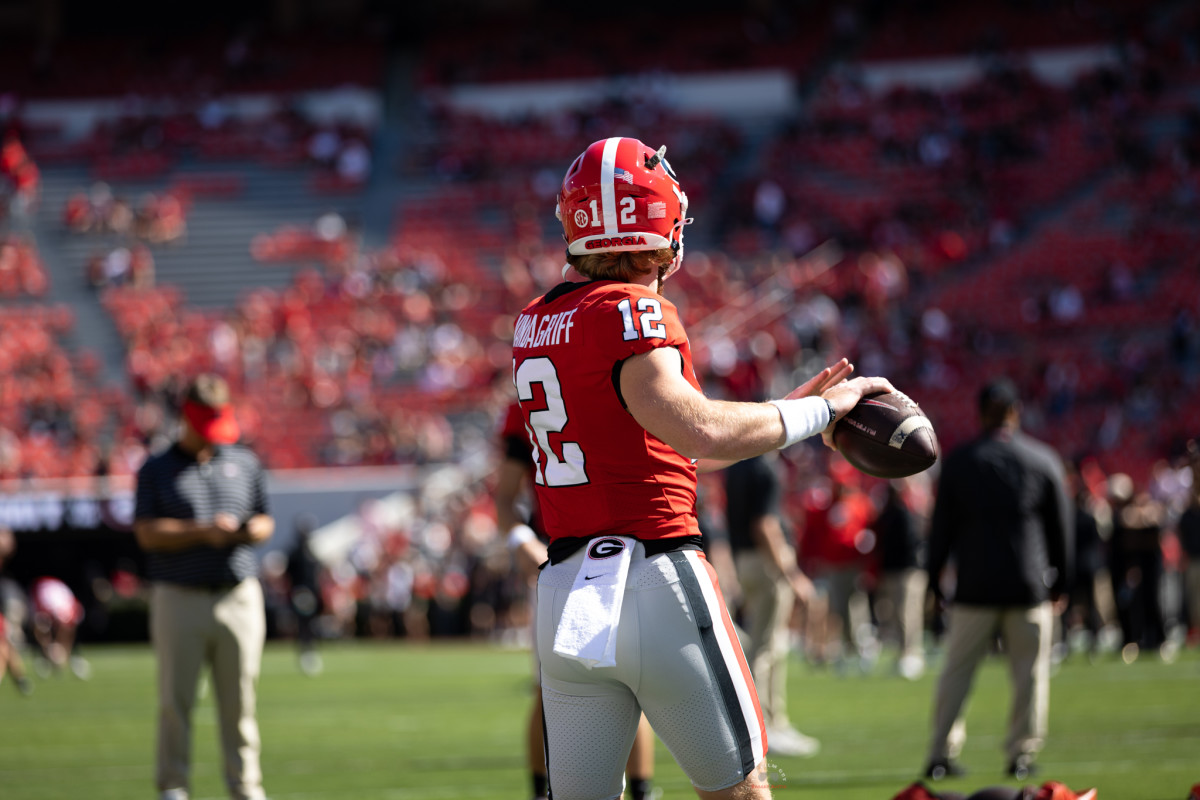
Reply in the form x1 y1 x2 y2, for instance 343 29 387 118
1063 466 1111 658
873 477 930 680
1181 442 1200 644
922 379 1072 782
287 512 324 677
1109 476 1168 655
725 452 819 757
1182 493 1200 642
134 374 273 800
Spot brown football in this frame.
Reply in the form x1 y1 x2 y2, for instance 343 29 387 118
832 389 939 479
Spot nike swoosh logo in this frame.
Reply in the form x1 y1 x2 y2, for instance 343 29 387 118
583 574 601 581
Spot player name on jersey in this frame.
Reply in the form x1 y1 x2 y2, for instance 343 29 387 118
514 309 578 349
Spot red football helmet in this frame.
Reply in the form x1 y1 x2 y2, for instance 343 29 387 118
556 137 691 280
1031 782 1096 800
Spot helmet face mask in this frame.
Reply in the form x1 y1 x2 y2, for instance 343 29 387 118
556 137 692 281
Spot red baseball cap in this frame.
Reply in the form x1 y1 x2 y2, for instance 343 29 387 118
182 399 240 444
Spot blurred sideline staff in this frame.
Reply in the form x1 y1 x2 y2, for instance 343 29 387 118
135 374 274 800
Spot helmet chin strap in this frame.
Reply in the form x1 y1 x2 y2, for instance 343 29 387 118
657 215 693 292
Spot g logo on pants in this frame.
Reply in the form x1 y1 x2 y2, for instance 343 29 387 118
587 538 625 560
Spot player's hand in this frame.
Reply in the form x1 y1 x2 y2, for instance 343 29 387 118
783 358 854 401
1051 593 1069 615
240 515 274 544
788 570 816 608
819 375 896 448
205 513 241 547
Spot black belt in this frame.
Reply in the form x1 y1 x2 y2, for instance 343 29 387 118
171 581 242 593
546 534 704 565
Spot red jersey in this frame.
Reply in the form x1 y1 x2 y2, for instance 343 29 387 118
800 487 876 567
512 280 701 542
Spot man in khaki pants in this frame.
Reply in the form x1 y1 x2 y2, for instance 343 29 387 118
725 451 820 757
1181 443 1200 647
135 375 274 800
923 379 1072 783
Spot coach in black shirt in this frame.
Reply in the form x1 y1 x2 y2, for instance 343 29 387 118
725 452 820 758
922 378 1072 783
135 374 273 800
1181 455 1200 643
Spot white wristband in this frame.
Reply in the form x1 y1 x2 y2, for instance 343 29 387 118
507 524 537 550
769 397 833 449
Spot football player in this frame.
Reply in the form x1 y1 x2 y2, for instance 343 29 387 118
516 137 892 800
496 398 658 800
31 575 90 679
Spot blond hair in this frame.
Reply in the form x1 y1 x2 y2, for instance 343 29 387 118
567 248 675 284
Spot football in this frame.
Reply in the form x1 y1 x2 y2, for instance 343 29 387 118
833 389 939 479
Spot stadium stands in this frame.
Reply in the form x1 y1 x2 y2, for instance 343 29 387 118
6 19 1198 485
1 3 1198 645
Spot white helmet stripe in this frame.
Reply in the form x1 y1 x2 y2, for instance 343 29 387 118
600 137 621 234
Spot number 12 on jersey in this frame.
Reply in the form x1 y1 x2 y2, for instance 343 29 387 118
514 357 588 487
618 297 666 341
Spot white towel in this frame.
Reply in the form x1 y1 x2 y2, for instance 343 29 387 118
552 536 636 669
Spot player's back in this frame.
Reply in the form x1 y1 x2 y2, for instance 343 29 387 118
512 279 700 542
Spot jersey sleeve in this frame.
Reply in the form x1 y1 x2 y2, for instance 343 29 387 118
592 283 688 361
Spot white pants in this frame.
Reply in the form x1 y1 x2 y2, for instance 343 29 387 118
538 544 765 799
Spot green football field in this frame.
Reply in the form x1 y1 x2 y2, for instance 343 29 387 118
0 641 1196 799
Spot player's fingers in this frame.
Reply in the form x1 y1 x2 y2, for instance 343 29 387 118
856 376 895 395
811 366 834 386
826 358 853 386
785 365 835 399
814 359 851 392
787 358 853 399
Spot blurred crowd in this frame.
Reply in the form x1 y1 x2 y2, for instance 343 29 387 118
66 181 186 244
0 129 39 226
0 234 48 296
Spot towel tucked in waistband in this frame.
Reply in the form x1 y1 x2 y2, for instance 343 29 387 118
551 536 636 669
